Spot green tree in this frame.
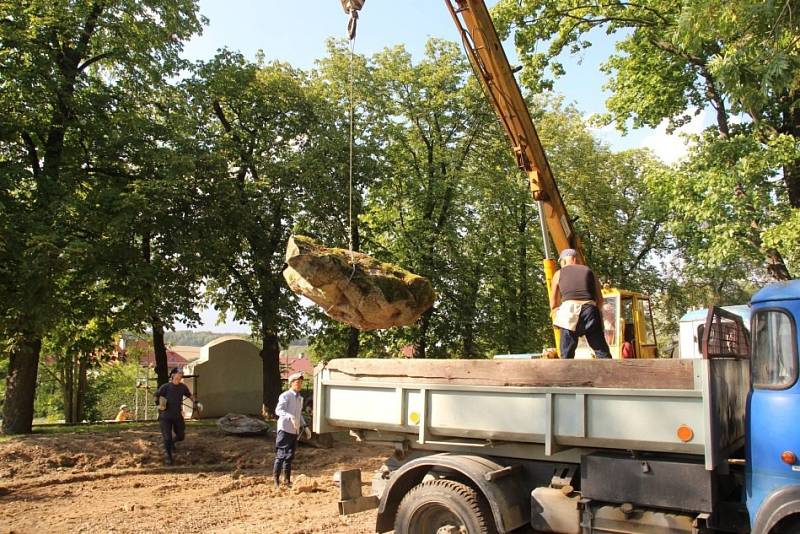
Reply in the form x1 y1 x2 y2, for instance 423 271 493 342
495 0 800 280
186 51 317 416
0 0 203 434
361 40 492 358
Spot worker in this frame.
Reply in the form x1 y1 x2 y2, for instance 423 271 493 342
621 324 636 359
114 404 132 422
549 248 611 359
273 371 306 488
154 367 196 465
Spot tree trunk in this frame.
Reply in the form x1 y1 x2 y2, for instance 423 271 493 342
2 336 42 434
151 317 169 386
63 353 75 424
346 327 360 358
76 354 88 422
261 332 282 418
412 307 434 359
784 98 800 208
766 248 792 281
785 160 800 209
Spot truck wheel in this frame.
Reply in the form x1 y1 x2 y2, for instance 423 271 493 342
393 478 496 534
771 514 800 533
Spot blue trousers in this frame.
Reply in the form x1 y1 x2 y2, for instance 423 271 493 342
559 304 611 359
274 430 298 478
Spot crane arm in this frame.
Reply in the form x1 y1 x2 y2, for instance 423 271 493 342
444 0 584 265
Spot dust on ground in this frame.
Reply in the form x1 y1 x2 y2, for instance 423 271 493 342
0 422 387 533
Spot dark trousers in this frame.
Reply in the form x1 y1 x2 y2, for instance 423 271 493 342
559 304 611 359
159 413 186 455
273 430 298 479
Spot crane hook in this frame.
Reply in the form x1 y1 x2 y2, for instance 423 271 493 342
340 0 365 40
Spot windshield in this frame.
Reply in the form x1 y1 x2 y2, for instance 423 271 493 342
752 310 797 389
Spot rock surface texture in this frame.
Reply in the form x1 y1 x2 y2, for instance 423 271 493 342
283 235 435 331
216 413 269 436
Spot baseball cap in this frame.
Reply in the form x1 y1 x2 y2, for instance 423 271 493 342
288 371 305 382
559 248 578 261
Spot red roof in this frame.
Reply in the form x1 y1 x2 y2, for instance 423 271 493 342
121 340 191 369
279 351 314 379
139 348 190 369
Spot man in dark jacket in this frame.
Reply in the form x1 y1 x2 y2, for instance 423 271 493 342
549 248 611 359
154 367 196 465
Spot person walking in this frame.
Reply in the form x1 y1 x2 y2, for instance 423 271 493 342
549 248 611 359
154 367 196 465
273 371 306 487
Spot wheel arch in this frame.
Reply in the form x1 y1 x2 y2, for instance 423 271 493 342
375 453 528 533
753 484 800 534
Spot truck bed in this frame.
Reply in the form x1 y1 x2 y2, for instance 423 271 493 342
313 358 748 470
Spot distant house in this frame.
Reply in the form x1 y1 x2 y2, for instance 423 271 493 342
279 346 313 379
119 340 201 369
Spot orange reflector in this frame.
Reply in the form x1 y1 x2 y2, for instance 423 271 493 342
677 425 694 443
781 451 796 465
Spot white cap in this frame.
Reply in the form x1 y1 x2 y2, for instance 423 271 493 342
559 248 578 261
288 371 305 383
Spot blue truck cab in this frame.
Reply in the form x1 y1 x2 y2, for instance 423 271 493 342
747 280 800 533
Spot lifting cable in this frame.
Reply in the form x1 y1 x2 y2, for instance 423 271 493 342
342 1 364 268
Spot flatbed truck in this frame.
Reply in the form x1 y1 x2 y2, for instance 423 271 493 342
314 280 800 533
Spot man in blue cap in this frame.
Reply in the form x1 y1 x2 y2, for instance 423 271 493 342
548 248 611 359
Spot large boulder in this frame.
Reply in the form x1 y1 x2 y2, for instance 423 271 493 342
217 413 269 436
282 235 435 331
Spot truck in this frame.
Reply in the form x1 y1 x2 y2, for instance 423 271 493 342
315 280 800 533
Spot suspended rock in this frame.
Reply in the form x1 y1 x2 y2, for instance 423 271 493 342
282 235 435 331
217 413 269 436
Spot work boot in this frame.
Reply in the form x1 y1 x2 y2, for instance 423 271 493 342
273 462 281 488
164 441 174 465
284 468 292 488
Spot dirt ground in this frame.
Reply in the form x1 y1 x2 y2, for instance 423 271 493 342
0 422 388 533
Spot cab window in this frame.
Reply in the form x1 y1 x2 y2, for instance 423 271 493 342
751 310 797 390
637 299 657 346
602 295 619 347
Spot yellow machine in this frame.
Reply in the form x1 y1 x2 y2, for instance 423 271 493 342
342 0 658 358
444 0 658 359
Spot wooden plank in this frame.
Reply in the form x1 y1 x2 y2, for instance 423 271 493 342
322 358 696 390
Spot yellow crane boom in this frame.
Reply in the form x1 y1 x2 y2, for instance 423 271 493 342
444 0 584 266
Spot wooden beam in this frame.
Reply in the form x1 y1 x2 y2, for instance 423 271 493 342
323 359 695 390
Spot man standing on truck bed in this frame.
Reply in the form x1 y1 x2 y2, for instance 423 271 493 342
549 248 611 359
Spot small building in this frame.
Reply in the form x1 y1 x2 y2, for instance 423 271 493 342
183 336 263 418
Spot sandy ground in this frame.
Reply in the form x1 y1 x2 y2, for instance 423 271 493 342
0 423 387 533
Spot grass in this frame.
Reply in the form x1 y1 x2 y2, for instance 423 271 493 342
0 419 217 442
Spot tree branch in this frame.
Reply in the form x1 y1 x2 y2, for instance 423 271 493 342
78 51 114 72
20 131 41 179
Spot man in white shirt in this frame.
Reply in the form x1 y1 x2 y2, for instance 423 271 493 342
273 371 306 487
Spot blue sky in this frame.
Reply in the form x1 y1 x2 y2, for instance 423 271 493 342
178 0 700 333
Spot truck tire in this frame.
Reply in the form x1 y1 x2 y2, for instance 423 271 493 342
771 514 800 533
393 478 497 534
